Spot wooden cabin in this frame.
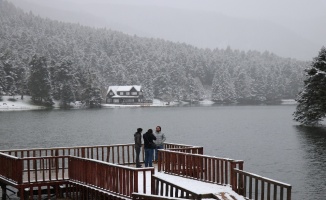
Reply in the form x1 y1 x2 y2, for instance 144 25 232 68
106 85 144 104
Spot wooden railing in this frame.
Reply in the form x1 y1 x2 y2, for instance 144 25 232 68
1 143 292 200
67 181 128 200
1 144 143 165
164 143 203 154
232 168 291 200
158 150 244 185
0 143 200 166
21 156 69 184
151 176 202 199
69 156 154 198
0 152 22 185
132 193 187 200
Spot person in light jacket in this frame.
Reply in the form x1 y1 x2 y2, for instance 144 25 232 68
134 128 143 168
153 126 166 162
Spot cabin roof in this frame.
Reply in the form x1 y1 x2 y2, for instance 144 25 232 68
107 85 142 94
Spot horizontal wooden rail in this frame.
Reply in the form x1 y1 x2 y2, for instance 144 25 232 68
152 176 201 199
69 156 154 198
158 150 243 186
164 143 203 154
165 147 203 155
0 144 143 165
232 168 291 200
132 192 188 200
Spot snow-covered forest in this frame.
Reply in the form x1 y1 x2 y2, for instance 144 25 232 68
0 0 309 105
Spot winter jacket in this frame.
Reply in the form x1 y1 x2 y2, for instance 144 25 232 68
143 132 156 149
153 131 166 146
134 132 142 148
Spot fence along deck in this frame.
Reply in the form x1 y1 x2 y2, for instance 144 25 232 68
0 143 291 200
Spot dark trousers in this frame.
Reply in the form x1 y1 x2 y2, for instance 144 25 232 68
154 145 163 161
144 148 154 167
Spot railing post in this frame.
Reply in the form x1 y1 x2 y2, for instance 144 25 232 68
134 170 138 193
238 161 244 196
81 147 85 158
287 186 292 200
16 158 23 184
158 151 161 172
198 147 204 155
1 183 6 199
151 168 155 195
230 161 237 192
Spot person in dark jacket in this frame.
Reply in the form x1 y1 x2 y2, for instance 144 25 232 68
143 129 156 167
134 128 143 168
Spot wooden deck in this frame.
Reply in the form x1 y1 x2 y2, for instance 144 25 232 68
0 143 292 200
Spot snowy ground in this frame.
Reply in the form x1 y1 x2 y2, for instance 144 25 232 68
0 96 177 111
0 96 297 111
0 96 46 111
101 99 177 108
138 168 245 200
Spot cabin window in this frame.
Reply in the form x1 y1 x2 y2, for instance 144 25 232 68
119 92 124 95
113 99 119 103
124 99 135 103
109 92 113 95
126 92 130 95
131 92 137 95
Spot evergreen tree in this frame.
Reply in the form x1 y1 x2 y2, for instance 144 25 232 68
211 68 237 103
0 61 6 96
293 47 326 125
50 59 77 107
81 70 102 108
28 55 53 106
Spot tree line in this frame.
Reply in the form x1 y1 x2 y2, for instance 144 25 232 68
0 0 309 107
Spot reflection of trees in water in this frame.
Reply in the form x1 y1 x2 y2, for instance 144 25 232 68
293 125 326 198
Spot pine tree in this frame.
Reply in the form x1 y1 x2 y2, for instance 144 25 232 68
28 55 53 106
0 61 6 96
293 47 326 125
211 68 237 103
50 59 77 107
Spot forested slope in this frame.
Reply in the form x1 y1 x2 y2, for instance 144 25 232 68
0 0 308 104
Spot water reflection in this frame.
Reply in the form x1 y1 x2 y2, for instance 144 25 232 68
293 126 326 199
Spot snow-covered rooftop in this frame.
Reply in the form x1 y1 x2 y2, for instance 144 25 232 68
107 85 142 94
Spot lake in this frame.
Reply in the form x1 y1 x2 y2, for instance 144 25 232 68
0 104 325 199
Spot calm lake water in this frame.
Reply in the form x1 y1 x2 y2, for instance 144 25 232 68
0 105 325 199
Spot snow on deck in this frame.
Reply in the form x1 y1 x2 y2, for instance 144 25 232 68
137 166 245 200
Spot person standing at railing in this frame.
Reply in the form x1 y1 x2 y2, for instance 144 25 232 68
134 128 143 168
153 126 166 163
143 129 156 167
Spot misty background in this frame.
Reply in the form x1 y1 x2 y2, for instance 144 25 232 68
9 0 326 61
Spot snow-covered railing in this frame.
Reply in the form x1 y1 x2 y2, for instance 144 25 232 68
151 176 204 199
132 192 188 199
69 156 154 198
0 143 144 165
21 156 69 184
231 168 291 200
0 143 203 168
0 152 22 185
158 149 244 186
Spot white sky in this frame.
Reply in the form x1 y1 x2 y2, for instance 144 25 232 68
10 0 326 60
